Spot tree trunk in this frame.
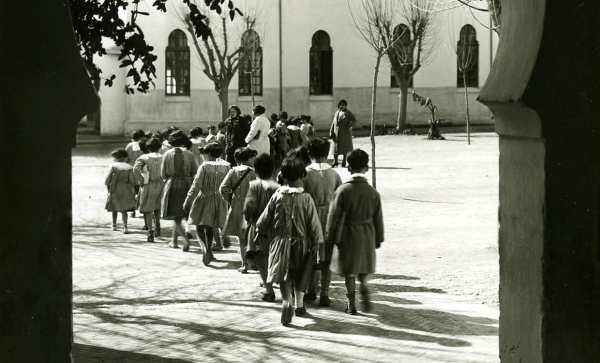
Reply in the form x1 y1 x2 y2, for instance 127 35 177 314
397 82 409 131
463 73 470 145
220 81 230 122
250 70 256 108
371 52 383 189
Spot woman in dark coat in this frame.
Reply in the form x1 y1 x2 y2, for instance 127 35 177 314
330 99 357 167
218 105 251 167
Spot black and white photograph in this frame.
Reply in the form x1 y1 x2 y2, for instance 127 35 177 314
1 0 599 362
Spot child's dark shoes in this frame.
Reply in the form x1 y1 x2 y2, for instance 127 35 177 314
295 306 306 317
319 295 331 307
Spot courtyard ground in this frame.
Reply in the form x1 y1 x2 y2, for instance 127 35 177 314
72 132 500 362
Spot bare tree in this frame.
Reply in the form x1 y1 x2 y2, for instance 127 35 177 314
388 0 439 131
410 0 501 34
173 0 257 121
238 2 267 107
452 24 478 145
348 0 405 189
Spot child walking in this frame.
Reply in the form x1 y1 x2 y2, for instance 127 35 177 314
220 147 258 273
190 126 207 165
133 138 164 242
243 154 280 302
185 142 230 266
126 130 147 218
105 148 136 233
160 131 198 251
326 149 384 314
256 157 323 325
303 138 343 306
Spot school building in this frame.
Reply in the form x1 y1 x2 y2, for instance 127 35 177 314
95 0 499 136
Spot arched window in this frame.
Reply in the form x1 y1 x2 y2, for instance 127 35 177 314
457 25 479 88
310 30 333 95
239 29 263 96
391 24 413 89
166 29 190 96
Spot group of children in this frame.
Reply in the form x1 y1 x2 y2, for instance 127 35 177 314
104 123 383 326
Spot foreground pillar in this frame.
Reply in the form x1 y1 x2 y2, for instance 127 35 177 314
478 1 600 362
0 1 99 361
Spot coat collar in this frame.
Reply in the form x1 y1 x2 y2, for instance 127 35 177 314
307 163 332 171
279 186 304 194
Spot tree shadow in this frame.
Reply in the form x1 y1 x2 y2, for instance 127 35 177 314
73 343 195 362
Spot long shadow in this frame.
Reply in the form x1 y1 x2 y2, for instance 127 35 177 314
73 343 194 362
75 302 476 362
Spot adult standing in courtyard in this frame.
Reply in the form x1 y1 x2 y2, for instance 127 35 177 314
219 105 250 167
245 105 271 157
330 99 357 168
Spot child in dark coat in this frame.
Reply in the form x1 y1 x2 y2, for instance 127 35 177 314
256 157 323 325
326 149 384 315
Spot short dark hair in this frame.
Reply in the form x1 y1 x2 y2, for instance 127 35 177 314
286 146 310 166
279 111 288 120
190 127 203 138
146 138 162 152
306 137 330 159
254 154 275 179
347 149 369 170
139 137 150 154
168 130 189 147
281 157 306 182
132 129 146 141
234 146 258 163
338 99 348 107
253 105 266 115
269 113 278 122
228 105 241 118
111 148 128 160
200 142 224 158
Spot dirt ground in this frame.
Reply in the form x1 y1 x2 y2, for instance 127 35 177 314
72 132 499 308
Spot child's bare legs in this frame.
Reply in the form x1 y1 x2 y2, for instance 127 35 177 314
171 218 191 250
143 212 155 241
212 226 223 250
196 225 213 265
111 212 118 230
320 265 332 306
357 273 371 312
153 210 161 236
238 233 248 273
280 278 294 324
344 274 357 315
305 267 318 301
121 212 129 234
256 251 275 300
344 273 369 314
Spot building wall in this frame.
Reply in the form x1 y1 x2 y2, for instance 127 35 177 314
104 0 498 136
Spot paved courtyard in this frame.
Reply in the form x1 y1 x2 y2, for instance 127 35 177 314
72 133 500 362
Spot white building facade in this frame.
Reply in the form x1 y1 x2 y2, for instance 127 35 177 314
96 0 498 136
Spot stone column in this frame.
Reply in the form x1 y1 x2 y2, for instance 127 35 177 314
479 1 600 361
0 1 99 362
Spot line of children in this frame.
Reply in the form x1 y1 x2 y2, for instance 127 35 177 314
106 127 384 325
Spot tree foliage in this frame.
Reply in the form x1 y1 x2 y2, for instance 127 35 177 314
70 0 241 94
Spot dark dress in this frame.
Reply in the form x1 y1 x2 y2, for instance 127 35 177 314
160 148 198 220
219 115 251 166
330 109 357 156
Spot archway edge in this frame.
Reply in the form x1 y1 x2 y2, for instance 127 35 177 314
478 0 545 104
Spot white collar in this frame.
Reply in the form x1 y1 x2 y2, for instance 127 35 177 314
287 125 300 130
203 160 230 166
307 163 332 171
259 179 280 189
350 173 368 179
279 186 304 194
233 165 252 171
